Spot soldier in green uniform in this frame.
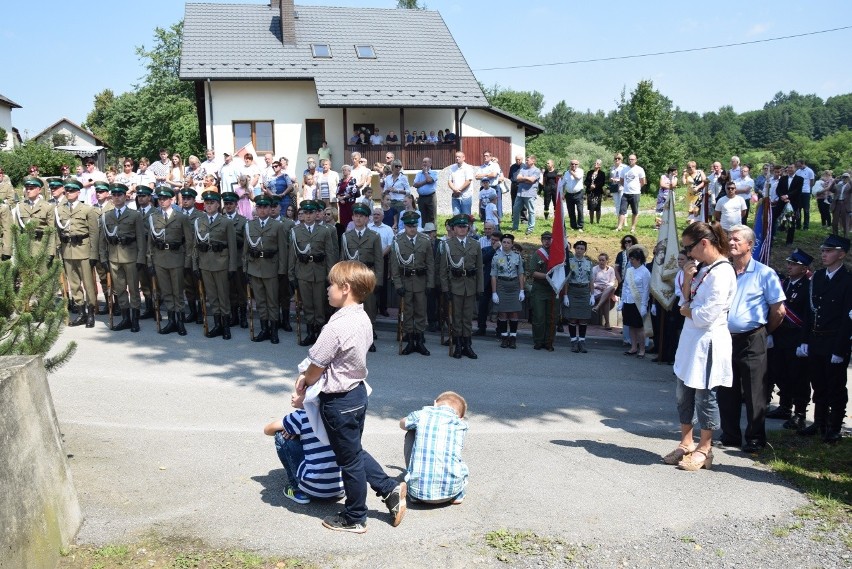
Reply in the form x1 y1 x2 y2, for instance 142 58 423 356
341 203 384 351
0 197 12 261
147 188 193 336
136 187 157 319
90 181 113 311
192 190 238 339
287 200 338 346
0 166 15 204
244 195 287 343
99 183 146 332
222 192 249 329
13 178 57 265
528 231 557 351
180 189 204 324
439 214 484 359
271 195 295 331
55 179 99 327
46 179 66 205
391 210 435 355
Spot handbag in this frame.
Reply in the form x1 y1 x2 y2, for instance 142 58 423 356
627 267 654 338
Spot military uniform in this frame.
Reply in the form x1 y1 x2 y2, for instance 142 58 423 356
136 195 157 319
98 184 146 332
193 192 238 339
288 200 338 345
275 213 296 331
90 182 114 306
244 195 287 343
0 173 15 204
341 206 384 329
390 211 434 355
528 233 557 351
800 235 852 442
179 190 204 324
439 214 483 358
55 180 99 327
0 202 12 261
147 188 193 335
222 193 249 329
12 178 57 263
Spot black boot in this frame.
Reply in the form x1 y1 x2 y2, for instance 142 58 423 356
451 337 462 359
186 301 197 323
229 307 239 327
239 306 248 329
269 320 279 344
86 305 95 328
69 305 87 327
766 406 792 420
139 297 154 320
798 405 827 437
783 413 806 431
299 323 316 346
130 308 140 333
824 407 845 443
415 332 430 356
252 319 270 342
176 311 187 336
222 316 231 340
195 301 204 325
462 337 478 359
281 309 292 332
112 309 131 331
159 311 177 335
401 333 415 355
206 315 223 338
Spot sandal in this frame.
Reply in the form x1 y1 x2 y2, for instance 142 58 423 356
662 444 696 465
624 350 637 356
636 353 646 359
677 449 713 471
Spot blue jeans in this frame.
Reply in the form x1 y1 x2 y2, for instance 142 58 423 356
274 432 304 488
319 382 396 524
452 196 472 216
512 196 535 230
676 378 719 431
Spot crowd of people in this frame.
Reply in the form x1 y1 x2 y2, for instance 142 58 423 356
348 127 457 147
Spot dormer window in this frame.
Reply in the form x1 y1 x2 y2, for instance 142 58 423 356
355 45 376 59
311 43 331 58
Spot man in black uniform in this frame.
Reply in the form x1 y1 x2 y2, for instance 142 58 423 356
766 249 812 430
797 235 852 443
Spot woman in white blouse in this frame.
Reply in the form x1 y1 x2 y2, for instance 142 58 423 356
667 222 736 471
620 245 650 357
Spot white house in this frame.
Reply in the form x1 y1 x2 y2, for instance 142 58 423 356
179 0 543 177
32 118 108 170
0 93 22 151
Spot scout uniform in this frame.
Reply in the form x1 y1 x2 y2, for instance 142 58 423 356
192 190 238 339
800 235 852 443
270 195 296 331
288 200 338 345
391 211 435 355
180 189 204 324
98 183 146 332
12 178 57 263
136 188 157 319
222 192 249 329
244 195 287 343
528 232 557 351
439 214 483 359
341 203 384 350
55 179 99 327
147 188 193 335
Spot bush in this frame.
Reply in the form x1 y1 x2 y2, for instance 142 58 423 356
0 141 80 186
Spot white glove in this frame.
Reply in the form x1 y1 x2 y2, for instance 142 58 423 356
830 354 843 364
795 344 809 358
650 304 657 316
491 292 500 305
589 295 595 306
766 334 774 349
563 296 570 307
519 290 525 302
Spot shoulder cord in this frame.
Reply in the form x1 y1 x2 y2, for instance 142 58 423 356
341 233 359 261
193 218 210 243
445 239 465 269
291 227 311 255
393 236 414 266
148 214 165 239
101 210 119 238
245 222 262 249
54 206 70 232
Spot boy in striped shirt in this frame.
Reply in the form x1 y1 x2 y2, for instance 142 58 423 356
400 391 469 504
264 391 344 504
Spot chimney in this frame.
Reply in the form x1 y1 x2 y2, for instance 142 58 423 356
279 0 296 46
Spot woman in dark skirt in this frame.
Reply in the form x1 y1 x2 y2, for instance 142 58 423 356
490 234 525 348
621 245 651 358
561 241 595 352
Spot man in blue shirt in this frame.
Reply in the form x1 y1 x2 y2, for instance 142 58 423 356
719 224 786 453
512 155 541 235
413 157 438 225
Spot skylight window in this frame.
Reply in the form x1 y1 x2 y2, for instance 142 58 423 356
311 43 331 58
355 45 376 59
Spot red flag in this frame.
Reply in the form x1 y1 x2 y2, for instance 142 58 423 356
546 190 566 295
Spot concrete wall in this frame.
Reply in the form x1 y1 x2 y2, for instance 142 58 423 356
0 356 82 569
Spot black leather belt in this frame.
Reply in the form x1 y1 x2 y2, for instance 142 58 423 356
497 276 515 281
107 236 135 245
249 249 277 259
60 235 87 245
569 283 588 288
451 268 477 277
403 267 427 276
731 325 765 339
298 253 325 264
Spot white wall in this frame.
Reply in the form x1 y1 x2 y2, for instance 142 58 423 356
461 108 527 161
0 106 13 151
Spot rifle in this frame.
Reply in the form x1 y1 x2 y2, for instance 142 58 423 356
151 273 161 333
397 296 404 355
58 270 70 325
295 287 303 345
246 279 255 341
198 278 208 336
106 271 114 330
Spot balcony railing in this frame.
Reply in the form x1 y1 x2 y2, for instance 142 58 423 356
344 142 459 170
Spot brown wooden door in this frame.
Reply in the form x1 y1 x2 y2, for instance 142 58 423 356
461 137 512 174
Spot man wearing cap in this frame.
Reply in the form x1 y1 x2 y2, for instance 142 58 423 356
341 203 384 351
222 192 250 329
797 235 852 443
245 195 287 343
146 188 192 335
288 200 338 345
180 189 204 324
439 214 484 358
269 195 296 332
89 181 114 303
193 191 238 339
47 179 66 205
528 232 557 350
766 249 813 430
12 178 57 263
136 187 157 320
391 210 435 355
99 183 146 332
55 180 99 327
412 157 438 226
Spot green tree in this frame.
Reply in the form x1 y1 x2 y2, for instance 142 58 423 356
82 89 116 144
396 0 426 8
606 81 682 191
0 141 81 186
135 22 193 99
527 135 611 172
481 83 544 124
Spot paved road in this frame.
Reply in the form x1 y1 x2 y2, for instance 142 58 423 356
48 319 838 566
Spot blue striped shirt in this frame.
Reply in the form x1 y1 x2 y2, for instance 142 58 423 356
403 405 469 501
282 410 344 498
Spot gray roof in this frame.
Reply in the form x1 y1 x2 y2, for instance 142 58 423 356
180 3 489 108
0 93 22 109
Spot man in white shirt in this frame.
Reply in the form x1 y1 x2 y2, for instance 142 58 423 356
218 153 240 194
261 153 276 192
350 151 372 197
734 165 755 222
617 154 646 233
200 149 221 183
557 159 585 231
795 159 816 230
714 181 748 231
369 129 385 145
241 153 262 196
448 151 474 216
79 158 106 205
729 156 742 181
609 153 629 219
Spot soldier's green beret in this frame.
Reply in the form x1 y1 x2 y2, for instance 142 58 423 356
110 183 129 194
158 188 175 198
181 188 198 199
63 180 83 191
301 200 320 212
448 213 469 227
94 181 111 192
136 186 153 196
254 195 272 207
23 177 43 188
221 192 238 203
48 178 65 188
201 190 220 202
269 195 281 206
352 203 371 217
401 211 421 225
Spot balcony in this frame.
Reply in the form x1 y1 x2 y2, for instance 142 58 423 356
344 142 459 170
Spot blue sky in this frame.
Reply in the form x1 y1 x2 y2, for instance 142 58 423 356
5 0 851 137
